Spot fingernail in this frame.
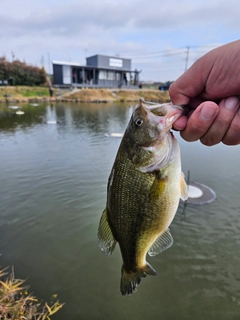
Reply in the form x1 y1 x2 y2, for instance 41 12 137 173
200 104 216 120
225 96 239 110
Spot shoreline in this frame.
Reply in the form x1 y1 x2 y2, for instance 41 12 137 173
0 87 171 104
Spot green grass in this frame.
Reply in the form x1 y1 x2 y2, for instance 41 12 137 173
16 87 49 97
0 86 49 98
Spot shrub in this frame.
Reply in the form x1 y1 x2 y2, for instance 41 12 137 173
0 57 46 86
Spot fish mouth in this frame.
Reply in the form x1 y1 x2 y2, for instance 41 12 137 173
138 99 183 130
169 111 182 122
165 105 183 128
169 104 184 114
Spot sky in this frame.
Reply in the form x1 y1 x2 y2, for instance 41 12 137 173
1 0 240 82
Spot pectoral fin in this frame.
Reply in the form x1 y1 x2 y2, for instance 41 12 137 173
180 172 188 201
97 208 117 255
148 229 174 257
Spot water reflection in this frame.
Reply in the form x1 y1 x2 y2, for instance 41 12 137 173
0 102 240 320
0 102 134 133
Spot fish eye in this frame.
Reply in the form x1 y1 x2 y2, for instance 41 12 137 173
135 117 144 127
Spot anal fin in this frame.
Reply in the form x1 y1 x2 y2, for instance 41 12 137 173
148 228 173 257
97 208 117 255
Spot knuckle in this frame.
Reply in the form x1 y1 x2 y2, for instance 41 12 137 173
229 118 240 133
180 131 197 142
222 115 240 145
222 139 240 146
200 134 220 146
213 116 229 128
190 123 204 134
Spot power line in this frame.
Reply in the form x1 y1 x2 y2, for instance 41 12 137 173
133 51 186 60
131 44 220 75
129 48 186 58
123 44 218 59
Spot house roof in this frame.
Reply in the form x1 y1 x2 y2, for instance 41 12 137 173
52 60 82 67
52 60 135 72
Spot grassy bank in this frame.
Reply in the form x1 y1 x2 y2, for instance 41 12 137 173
0 86 49 101
0 86 170 103
65 88 170 103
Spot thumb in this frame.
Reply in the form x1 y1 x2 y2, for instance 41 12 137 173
180 101 219 142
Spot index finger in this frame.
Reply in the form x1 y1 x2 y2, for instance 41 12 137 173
179 101 219 142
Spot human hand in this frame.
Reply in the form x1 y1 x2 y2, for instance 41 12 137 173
169 40 240 146
173 97 240 145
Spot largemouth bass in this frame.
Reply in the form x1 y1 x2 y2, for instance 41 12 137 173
98 98 188 295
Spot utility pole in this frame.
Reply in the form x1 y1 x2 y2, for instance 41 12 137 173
48 52 51 75
185 46 190 71
41 55 44 68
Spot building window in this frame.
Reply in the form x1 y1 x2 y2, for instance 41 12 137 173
99 70 115 80
116 72 121 81
107 71 115 80
99 71 107 80
63 65 71 84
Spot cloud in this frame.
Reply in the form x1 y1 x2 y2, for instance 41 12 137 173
0 0 239 80
1 0 240 37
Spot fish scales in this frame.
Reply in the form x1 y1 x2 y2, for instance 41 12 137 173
108 146 155 243
98 98 188 295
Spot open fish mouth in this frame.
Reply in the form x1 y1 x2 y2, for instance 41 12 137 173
162 105 183 130
167 108 183 124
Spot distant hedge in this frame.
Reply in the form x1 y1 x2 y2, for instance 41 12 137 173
0 56 46 86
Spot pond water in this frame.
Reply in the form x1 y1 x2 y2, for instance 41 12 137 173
0 102 240 320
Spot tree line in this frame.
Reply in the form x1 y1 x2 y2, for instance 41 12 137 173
0 56 46 86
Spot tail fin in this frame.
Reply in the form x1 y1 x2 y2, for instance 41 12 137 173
120 263 157 296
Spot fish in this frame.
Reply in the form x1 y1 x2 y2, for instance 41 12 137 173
97 98 188 296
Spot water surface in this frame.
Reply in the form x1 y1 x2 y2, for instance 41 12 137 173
0 102 240 320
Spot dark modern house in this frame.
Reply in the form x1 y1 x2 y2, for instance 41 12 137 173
52 54 140 88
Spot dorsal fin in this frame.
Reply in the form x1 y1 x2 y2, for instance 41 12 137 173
139 97 145 107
